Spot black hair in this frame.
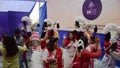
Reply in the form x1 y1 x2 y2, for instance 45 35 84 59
49 29 54 39
72 30 79 40
37 24 40 27
41 32 46 38
3 35 18 57
78 31 84 39
27 32 31 38
22 21 27 31
81 36 88 47
94 25 98 33
42 22 48 30
104 32 111 41
90 36 95 43
73 30 78 34
57 23 60 29
14 29 21 34
78 46 83 52
67 31 75 42
21 30 26 33
47 37 59 52
14 29 21 39
21 30 26 38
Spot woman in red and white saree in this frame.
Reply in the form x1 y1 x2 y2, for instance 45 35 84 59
42 37 63 68
62 31 77 68
72 36 102 68
101 32 112 68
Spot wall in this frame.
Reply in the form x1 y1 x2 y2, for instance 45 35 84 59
47 0 120 33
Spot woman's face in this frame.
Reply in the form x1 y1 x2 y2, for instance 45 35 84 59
68 33 73 40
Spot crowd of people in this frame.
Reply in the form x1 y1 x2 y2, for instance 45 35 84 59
0 17 120 68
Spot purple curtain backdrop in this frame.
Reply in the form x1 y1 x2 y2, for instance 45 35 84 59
8 11 30 35
0 1 35 39
0 12 30 39
0 12 9 39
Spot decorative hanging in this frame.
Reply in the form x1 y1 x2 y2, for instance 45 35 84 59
82 0 102 20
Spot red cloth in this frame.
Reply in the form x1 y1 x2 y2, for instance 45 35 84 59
72 45 99 68
45 46 63 68
80 49 101 68
56 46 63 68
114 44 120 52
89 45 97 68
72 55 81 68
63 39 70 47
41 41 47 49
73 34 79 40
104 41 111 54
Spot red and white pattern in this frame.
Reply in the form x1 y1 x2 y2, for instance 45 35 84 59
30 31 40 41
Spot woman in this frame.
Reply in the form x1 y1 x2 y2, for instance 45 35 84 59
14 29 24 68
72 30 79 40
102 32 111 68
21 30 29 68
62 31 77 68
40 19 59 50
62 31 76 48
72 36 101 68
0 35 26 68
108 37 120 68
87 36 103 68
43 37 63 68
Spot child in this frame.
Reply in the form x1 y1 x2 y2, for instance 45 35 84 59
0 35 26 68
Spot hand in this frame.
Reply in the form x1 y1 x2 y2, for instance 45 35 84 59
63 34 67 39
47 57 56 63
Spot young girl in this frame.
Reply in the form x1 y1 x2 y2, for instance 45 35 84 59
42 37 63 68
0 35 26 68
